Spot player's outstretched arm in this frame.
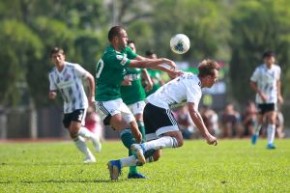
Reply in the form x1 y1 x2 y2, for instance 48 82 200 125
141 69 153 91
187 102 217 146
250 81 267 102
129 58 176 71
85 72 96 106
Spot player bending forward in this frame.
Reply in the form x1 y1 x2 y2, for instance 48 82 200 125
108 59 219 180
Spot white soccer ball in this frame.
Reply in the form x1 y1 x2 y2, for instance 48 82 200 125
170 34 190 54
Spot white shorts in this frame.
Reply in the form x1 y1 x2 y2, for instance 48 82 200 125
128 101 146 115
95 98 135 125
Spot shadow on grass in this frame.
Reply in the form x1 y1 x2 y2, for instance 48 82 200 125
0 179 120 184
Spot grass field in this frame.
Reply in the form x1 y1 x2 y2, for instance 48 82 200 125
0 139 290 193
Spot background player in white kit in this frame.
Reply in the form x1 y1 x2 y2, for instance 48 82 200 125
48 47 101 163
107 59 219 180
250 51 283 149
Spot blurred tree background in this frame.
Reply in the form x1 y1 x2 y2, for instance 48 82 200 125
0 0 290 122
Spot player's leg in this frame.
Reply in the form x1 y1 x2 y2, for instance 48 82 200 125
71 109 102 152
251 105 264 144
126 101 147 178
131 103 183 164
65 111 96 163
266 110 277 149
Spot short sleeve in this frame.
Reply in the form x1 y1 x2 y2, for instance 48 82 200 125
105 53 131 69
185 83 201 111
48 73 57 91
126 47 138 59
74 64 88 79
250 68 259 82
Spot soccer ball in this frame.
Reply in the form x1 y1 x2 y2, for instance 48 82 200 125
170 34 190 54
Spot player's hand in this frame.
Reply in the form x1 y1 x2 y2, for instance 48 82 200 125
121 76 132 86
145 80 153 91
132 129 142 143
88 96 95 106
205 135 218 146
48 91 57 100
259 92 268 102
278 95 284 105
167 70 183 79
163 58 176 70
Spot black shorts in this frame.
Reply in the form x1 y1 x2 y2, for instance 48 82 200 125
257 103 275 115
63 109 86 128
143 103 178 136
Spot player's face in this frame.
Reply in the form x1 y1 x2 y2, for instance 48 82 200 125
205 69 219 88
51 52 65 66
128 43 136 53
118 29 128 50
264 56 275 65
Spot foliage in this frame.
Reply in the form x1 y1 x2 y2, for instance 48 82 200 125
1 0 290 107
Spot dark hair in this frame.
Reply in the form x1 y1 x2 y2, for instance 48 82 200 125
108 26 124 42
262 50 275 59
127 40 135 44
198 59 220 78
50 47 64 57
145 50 155 57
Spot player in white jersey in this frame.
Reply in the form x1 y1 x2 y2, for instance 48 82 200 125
48 47 101 163
250 51 283 149
107 59 219 180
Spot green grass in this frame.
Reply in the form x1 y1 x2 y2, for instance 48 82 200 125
0 139 290 193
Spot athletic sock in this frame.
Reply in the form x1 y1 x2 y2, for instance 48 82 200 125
120 129 139 173
267 124 276 144
254 123 262 135
73 136 92 158
142 136 178 151
120 155 138 168
79 127 101 152
137 121 146 140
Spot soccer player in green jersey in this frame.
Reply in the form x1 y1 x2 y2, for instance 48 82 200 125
119 40 153 179
94 26 177 178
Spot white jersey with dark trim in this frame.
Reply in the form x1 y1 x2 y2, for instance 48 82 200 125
49 62 89 113
147 72 202 110
250 64 281 104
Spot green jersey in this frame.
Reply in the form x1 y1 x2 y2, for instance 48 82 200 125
146 69 162 96
120 67 146 105
95 46 137 101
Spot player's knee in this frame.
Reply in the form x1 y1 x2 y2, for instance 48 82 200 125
177 139 184 147
153 150 161 161
111 115 126 130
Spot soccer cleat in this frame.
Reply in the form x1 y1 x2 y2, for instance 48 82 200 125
131 144 146 165
107 160 122 181
267 144 276 150
128 172 146 179
251 134 258 145
83 156 96 164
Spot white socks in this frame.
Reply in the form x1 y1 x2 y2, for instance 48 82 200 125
254 124 261 135
78 126 96 139
74 136 94 159
78 127 102 152
120 156 138 167
267 124 276 144
142 136 178 151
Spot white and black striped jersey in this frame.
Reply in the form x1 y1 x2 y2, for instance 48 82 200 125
49 62 89 113
147 72 202 110
250 64 281 104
